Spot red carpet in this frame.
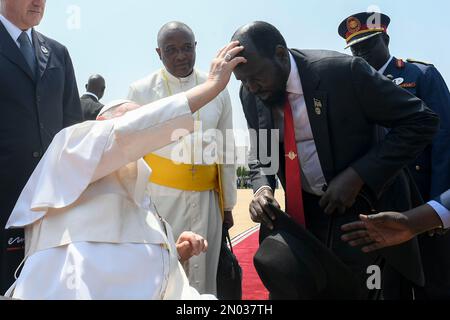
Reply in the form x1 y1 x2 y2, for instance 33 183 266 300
232 227 269 300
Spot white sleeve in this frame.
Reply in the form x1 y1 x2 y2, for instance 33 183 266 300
92 94 194 181
428 201 450 229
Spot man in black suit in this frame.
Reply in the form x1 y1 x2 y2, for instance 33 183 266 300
231 21 439 299
80 74 105 121
0 0 82 293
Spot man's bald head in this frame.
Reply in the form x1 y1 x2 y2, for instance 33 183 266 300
156 21 197 78
232 21 287 60
97 100 140 121
85 74 106 100
231 22 290 107
157 21 195 48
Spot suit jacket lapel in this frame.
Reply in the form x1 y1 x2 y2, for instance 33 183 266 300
383 57 397 78
0 21 35 81
32 30 50 82
291 49 335 182
257 99 274 130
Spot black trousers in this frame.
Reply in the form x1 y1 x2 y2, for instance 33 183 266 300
0 228 24 295
414 232 450 299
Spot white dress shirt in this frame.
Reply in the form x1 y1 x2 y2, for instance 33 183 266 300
272 53 327 196
0 14 33 47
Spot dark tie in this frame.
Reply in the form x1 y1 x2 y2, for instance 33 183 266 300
284 97 306 226
17 31 36 77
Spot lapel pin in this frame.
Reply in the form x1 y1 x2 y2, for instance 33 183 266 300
41 46 48 54
393 77 404 86
314 98 323 115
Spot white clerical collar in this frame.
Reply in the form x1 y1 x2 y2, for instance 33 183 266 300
286 52 303 95
378 56 394 75
0 14 33 47
84 92 99 101
164 67 197 85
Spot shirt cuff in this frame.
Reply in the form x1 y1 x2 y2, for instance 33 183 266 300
254 186 274 198
428 200 450 229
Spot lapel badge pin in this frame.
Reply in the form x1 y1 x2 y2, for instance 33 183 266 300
393 77 404 86
41 46 48 54
314 98 323 115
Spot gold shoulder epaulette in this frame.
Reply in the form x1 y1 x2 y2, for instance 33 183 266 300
406 58 433 66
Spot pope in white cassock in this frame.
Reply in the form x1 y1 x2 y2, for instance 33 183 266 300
3 42 246 300
128 22 237 295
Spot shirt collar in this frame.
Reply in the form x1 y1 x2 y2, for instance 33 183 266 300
0 14 33 46
163 67 197 85
83 92 99 101
286 52 303 95
377 56 394 75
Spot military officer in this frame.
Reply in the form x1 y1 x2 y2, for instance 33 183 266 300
339 11 450 299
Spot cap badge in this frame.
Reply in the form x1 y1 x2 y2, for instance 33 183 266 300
347 17 362 34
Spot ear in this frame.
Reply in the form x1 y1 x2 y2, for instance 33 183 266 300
275 45 290 72
275 45 289 63
156 48 162 60
85 84 88 90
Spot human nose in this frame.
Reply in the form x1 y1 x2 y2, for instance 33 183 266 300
175 50 187 61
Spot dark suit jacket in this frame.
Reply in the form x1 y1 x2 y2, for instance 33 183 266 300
241 49 440 287
80 94 103 121
0 21 82 227
0 21 82 291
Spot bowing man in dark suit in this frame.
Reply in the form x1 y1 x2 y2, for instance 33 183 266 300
339 12 450 299
0 0 82 294
80 74 105 121
231 21 439 299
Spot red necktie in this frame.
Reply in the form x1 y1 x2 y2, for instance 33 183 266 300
284 98 306 226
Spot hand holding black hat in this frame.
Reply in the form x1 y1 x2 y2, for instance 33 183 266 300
249 189 280 230
319 167 364 215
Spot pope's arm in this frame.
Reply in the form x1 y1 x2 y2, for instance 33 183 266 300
92 94 194 182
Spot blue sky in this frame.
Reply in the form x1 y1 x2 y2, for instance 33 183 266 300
37 0 450 146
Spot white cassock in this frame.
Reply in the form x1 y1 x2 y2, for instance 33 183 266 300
128 68 237 295
4 94 214 300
